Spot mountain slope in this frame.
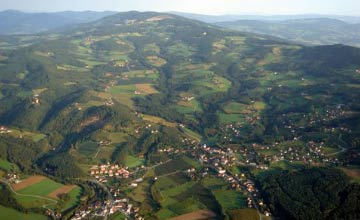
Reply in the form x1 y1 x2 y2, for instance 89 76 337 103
217 18 360 47
0 11 359 219
171 12 360 24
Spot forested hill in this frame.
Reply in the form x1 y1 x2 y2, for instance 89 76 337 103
0 10 116 35
0 12 359 219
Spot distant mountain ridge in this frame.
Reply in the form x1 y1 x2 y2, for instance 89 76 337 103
216 18 360 47
169 11 360 24
0 10 117 35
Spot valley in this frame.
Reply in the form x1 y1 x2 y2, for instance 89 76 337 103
0 11 359 220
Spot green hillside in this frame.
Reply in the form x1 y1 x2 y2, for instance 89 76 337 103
0 11 359 219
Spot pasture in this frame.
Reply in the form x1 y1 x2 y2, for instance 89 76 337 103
170 210 216 220
0 206 47 220
0 159 13 171
213 189 246 210
141 114 177 127
12 175 81 210
17 178 63 197
7 129 46 142
228 208 260 220
125 155 144 168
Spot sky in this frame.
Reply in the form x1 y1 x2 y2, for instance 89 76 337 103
0 0 359 16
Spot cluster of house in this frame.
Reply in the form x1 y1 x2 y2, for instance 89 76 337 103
105 99 114 106
32 94 40 105
98 140 112 146
0 126 12 134
181 96 195 101
72 102 83 111
89 164 130 181
198 145 237 167
220 123 242 139
257 140 339 165
71 197 143 220
134 123 160 135
181 137 197 145
5 173 20 184
197 144 270 216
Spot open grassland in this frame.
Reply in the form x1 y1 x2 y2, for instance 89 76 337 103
218 113 245 124
223 102 249 114
63 186 82 210
144 43 160 54
0 206 47 220
228 208 259 220
12 175 81 210
17 178 63 196
340 166 360 183
0 159 13 171
125 155 144 168
7 129 46 142
155 181 221 219
168 43 194 57
110 85 136 94
147 56 167 67
135 83 159 94
96 145 116 161
12 176 46 191
182 128 202 142
48 185 77 199
78 141 99 157
109 212 127 220
13 195 54 209
141 114 177 127
213 189 246 210
155 156 200 176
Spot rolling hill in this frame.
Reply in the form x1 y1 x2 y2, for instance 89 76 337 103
0 10 116 35
217 18 360 47
0 11 359 219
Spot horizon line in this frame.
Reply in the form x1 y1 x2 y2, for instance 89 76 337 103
1 9 359 17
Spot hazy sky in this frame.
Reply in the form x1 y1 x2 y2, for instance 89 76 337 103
0 0 359 16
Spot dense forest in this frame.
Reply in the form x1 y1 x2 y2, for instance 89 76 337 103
259 168 360 220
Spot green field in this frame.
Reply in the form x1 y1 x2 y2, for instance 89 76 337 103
0 159 13 171
182 128 202 142
63 187 82 211
110 85 136 94
155 156 200 176
213 189 246 210
168 43 194 57
223 102 248 114
18 179 63 197
218 113 245 124
0 206 47 220
6 129 46 143
228 208 260 220
78 141 99 157
125 155 144 168
202 176 227 190
109 212 127 220
13 194 54 209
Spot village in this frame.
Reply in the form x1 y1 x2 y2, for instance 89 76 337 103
0 125 12 134
77 119 349 220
